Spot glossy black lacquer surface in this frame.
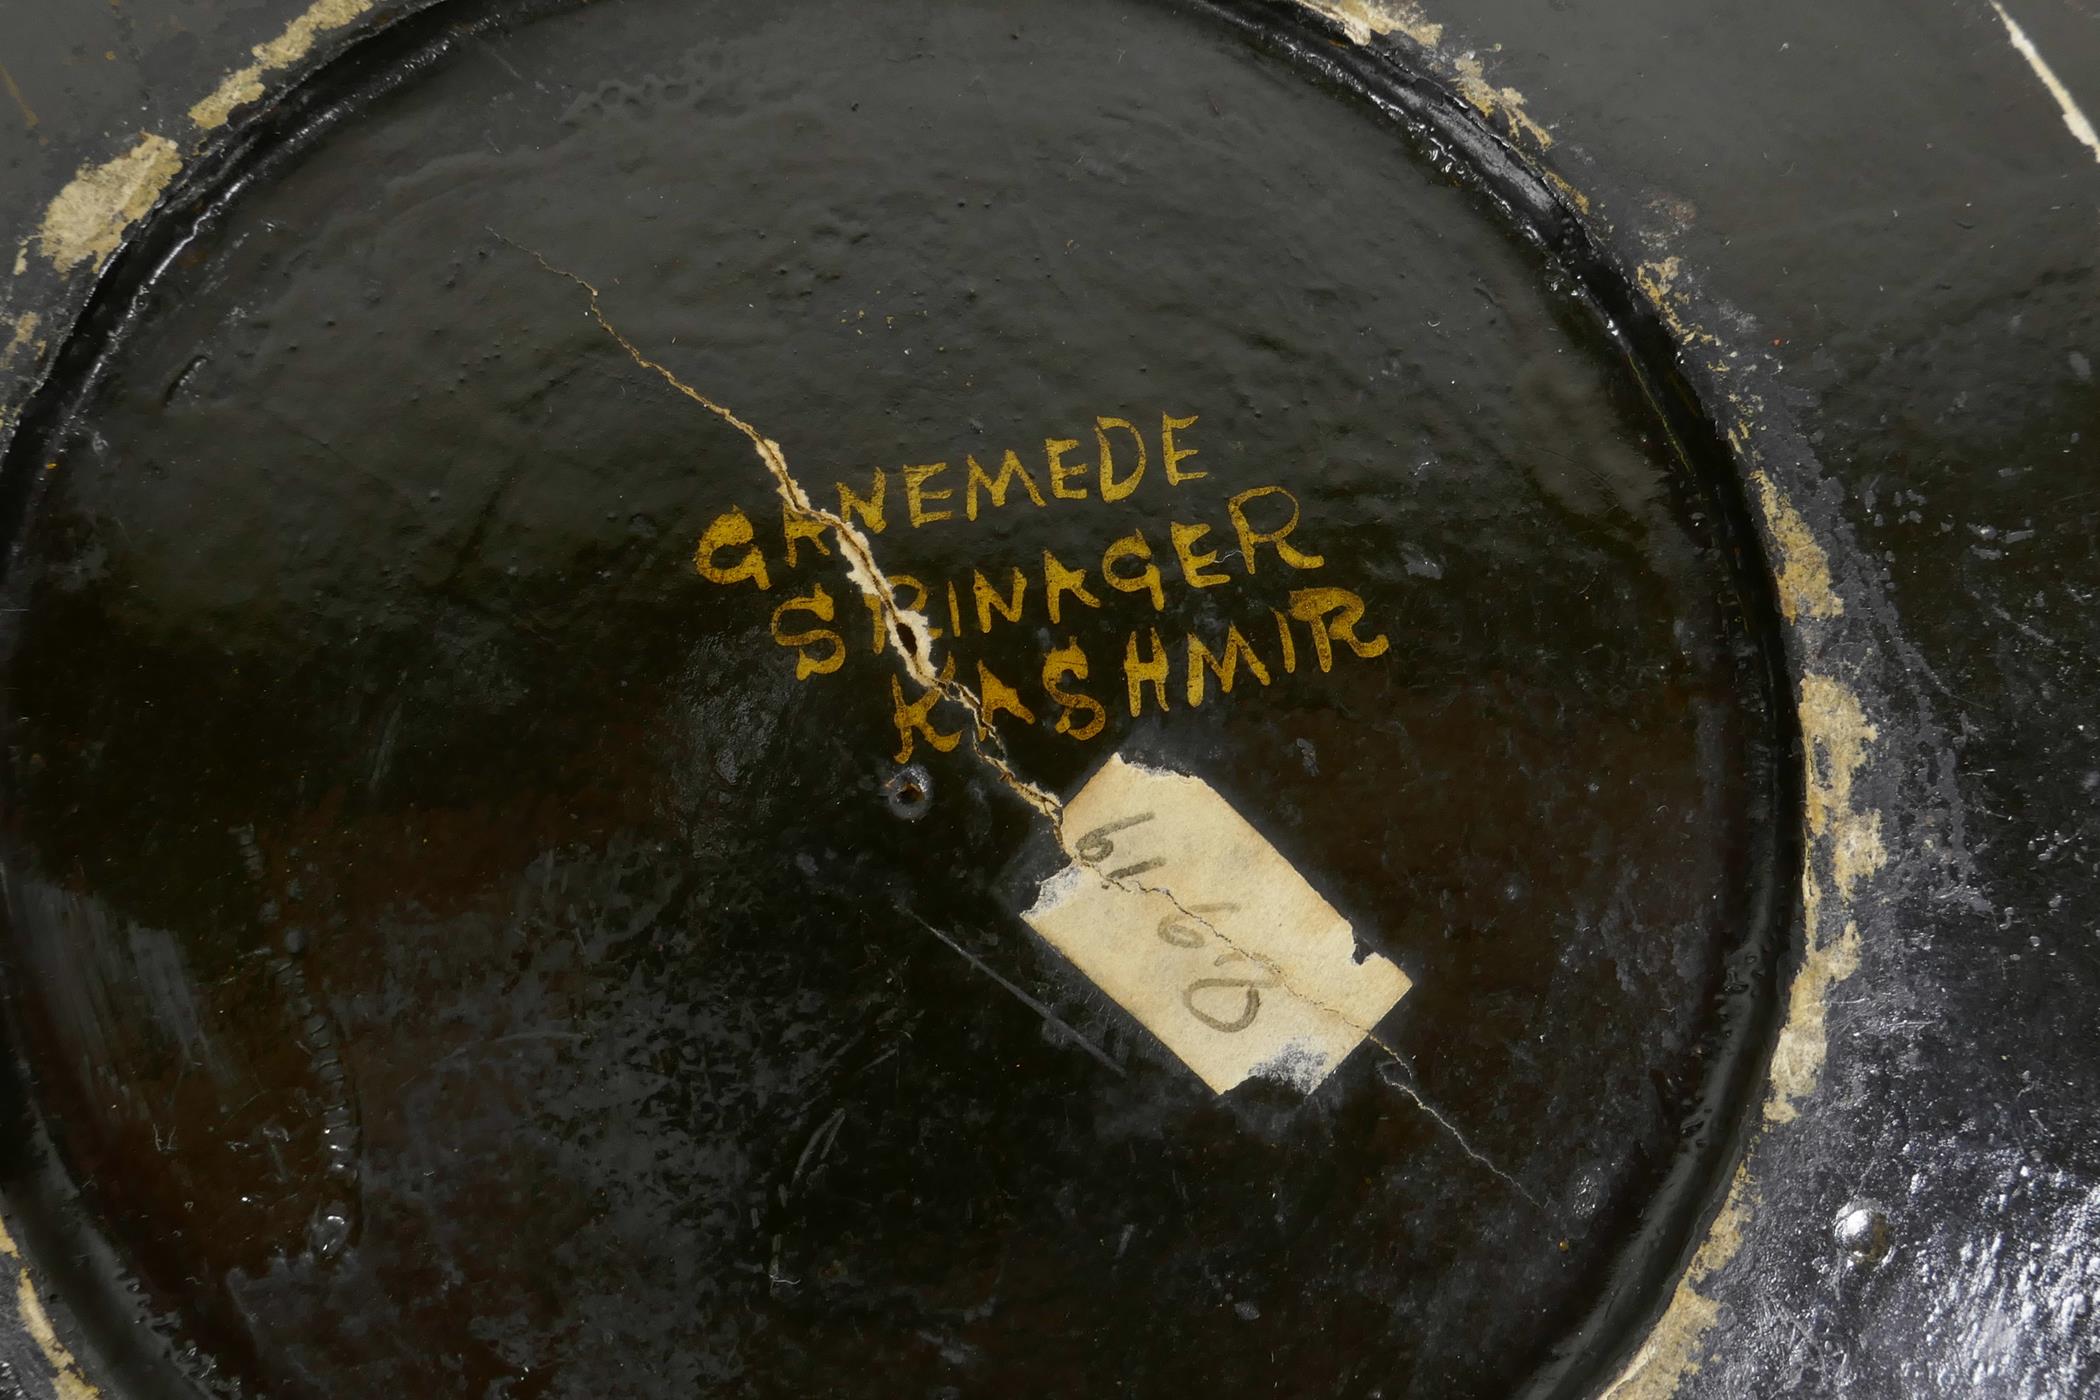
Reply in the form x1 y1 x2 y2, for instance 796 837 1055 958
0 2 1792 1395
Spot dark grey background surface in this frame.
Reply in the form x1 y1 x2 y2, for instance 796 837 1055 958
0 2 2095 1397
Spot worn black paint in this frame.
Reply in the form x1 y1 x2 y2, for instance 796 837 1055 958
0 0 2091 1400
0 1 1798 1395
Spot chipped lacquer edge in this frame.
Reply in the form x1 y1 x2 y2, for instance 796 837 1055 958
1295 5 1914 1398
0 7 404 1393
1292 6 1914 1399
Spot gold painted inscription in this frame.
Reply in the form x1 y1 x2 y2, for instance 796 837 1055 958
691 411 1394 756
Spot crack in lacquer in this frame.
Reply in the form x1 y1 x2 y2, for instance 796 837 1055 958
515 242 1535 1206
501 238 1060 824
1113 851 1536 1204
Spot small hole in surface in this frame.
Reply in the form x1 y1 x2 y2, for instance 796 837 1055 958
1833 1203 1893 1266
883 763 933 820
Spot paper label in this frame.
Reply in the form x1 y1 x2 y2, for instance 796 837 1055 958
1022 755 1411 1093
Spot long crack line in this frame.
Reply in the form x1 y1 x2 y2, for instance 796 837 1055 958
503 235 1061 824
910 913 1124 1077
1381 1067 1544 1209
508 241 1533 1208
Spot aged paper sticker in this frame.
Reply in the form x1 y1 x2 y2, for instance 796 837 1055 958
1023 755 1411 1094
